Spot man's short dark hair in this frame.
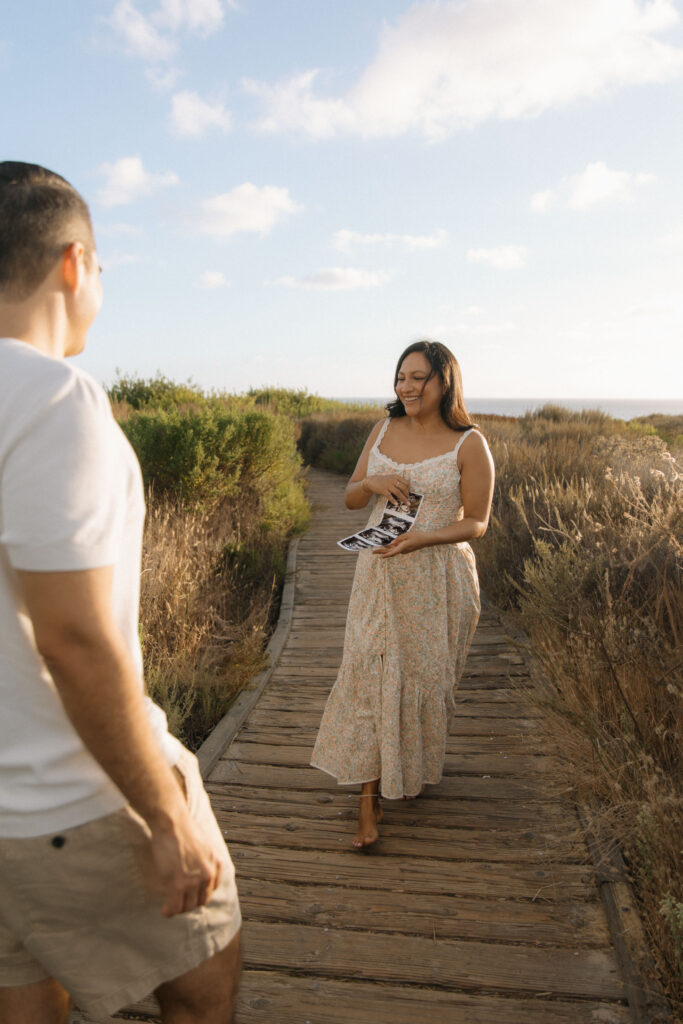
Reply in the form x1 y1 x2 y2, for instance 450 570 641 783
0 162 94 301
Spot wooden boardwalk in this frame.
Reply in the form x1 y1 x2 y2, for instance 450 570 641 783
74 468 656 1023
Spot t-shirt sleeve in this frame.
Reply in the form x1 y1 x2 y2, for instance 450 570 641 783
2 373 125 572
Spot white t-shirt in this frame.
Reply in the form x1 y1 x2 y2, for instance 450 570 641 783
0 339 182 838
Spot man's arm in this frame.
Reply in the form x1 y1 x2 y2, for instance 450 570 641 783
16 565 221 917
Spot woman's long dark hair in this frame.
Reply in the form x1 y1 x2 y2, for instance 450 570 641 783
386 340 476 431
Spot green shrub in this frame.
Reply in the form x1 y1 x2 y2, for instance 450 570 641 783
248 387 354 418
120 406 309 532
108 373 207 411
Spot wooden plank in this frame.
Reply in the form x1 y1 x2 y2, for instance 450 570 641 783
235 969 631 1024
242 708 540 735
232 726 551 756
225 740 558 777
239 921 625 1000
255 692 542 719
237 876 610 946
211 760 551 802
229 843 596 901
216 809 586 862
208 785 578 830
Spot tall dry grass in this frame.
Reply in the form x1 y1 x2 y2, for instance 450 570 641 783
475 423 682 1008
139 497 287 748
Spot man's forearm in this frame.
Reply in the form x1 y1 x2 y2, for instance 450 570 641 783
43 631 186 832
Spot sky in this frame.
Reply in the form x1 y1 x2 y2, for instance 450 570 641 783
3 0 683 401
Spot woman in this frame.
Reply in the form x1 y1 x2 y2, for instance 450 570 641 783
310 341 495 848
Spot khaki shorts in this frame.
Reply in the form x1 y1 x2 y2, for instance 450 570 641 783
0 747 241 1020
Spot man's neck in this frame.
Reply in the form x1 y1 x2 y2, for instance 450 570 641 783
0 295 68 359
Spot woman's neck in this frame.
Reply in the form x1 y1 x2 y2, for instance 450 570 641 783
403 410 449 434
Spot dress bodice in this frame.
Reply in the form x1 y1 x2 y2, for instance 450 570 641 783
366 418 474 533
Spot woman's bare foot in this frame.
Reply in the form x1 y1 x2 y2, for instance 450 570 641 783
353 782 383 848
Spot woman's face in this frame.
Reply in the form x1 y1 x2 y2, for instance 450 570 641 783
395 351 443 417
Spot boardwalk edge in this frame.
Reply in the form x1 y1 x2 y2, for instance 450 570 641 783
196 535 301 779
480 595 672 1024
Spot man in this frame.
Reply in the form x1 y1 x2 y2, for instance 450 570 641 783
0 163 241 1024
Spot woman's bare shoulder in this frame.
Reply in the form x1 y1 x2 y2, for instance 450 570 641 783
366 418 388 445
458 428 493 466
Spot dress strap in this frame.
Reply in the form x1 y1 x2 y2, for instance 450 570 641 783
373 417 391 450
453 427 475 458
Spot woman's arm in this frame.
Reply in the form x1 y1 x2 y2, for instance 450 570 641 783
375 431 495 557
344 419 411 509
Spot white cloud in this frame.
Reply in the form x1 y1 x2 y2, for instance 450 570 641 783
467 246 528 270
246 0 683 140
198 183 299 237
108 0 176 61
333 228 447 252
96 156 179 206
108 0 226 66
244 70 353 139
170 91 231 137
275 267 389 290
569 161 654 209
196 270 230 289
533 161 656 212
530 189 556 213
154 0 224 37
146 65 181 90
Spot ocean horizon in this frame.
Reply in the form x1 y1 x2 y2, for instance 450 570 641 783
335 397 683 420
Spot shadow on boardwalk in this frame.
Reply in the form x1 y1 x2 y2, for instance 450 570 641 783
73 468 660 1024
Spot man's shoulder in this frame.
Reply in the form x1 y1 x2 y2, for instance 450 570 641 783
0 340 109 421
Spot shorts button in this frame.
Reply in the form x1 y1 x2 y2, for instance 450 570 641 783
51 836 66 848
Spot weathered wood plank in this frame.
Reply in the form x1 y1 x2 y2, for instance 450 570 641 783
216 808 587 862
231 726 550 756
235 970 631 1024
225 740 558 777
240 921 625 999
211 760 551 802
242 708 540 735
236 876 609 945
207 785 578 830
229 843 596 901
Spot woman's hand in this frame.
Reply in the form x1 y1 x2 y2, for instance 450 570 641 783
373 530 430 558
363 473 411 505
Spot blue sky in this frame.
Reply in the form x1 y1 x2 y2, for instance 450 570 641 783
3 0 683 400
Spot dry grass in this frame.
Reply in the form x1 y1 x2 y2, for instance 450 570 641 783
475 421 683 1010
139 496 286 748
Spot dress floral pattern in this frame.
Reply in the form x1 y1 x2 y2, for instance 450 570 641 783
311 419 481 800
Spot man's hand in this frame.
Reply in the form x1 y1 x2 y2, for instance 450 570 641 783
150 813 223 917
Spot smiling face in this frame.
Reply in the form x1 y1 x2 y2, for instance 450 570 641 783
395 351 444 418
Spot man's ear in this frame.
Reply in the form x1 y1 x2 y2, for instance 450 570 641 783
61 242 86 292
